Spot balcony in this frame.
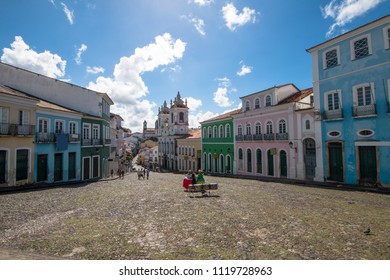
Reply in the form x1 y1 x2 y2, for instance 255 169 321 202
104 138 111 145
36 132 56 143
276 133 288 140
0 123 35 136
235 135 243 141
323 109 343 120
243 134 253 141
69 133 80 143
352 104 376 117
253 134 263 141
263 133 275 141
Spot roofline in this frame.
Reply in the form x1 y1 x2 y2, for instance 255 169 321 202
200 109 241 124
306 14 390 52
239 83 298 99
0 61 111 99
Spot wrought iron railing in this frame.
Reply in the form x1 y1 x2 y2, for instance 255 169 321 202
276 133 288 140
235 135 243 141
244 134 253 141
0 123 35 136
352 104 376 117
253 134 263 141
323 109 343 120
263 133 275 141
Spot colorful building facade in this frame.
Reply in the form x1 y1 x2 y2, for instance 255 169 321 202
201 109 240 174
307 15 390 186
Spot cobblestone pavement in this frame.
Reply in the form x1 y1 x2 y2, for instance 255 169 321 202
1 171 390 260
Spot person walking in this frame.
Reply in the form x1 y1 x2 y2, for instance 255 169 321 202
146 168 150 180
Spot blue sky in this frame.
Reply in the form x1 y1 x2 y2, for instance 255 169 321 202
1 0 389 132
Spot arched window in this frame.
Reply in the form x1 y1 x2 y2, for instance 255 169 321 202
213 126 217 138
203 127 206 138
247 149 252 173
266 121 273 134
225 124 231 138
278 119 287 133
246 123 251 135
238 148 243 171
208 127 212 138
219 125 224 138
237 125 243 136
265 95 272 107
245 100 250 111
305 120 311 130
255 98 260 109
179 112 184 123
256 149 262 174
255 122 262 135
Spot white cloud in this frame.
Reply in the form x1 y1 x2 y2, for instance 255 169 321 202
213 87 232 107
237 64 252 76
61 2 74 24
189 111 217 128
181 15 206 36
88 33 186 132
86 66 105 74
322 0 385 37
75 44 87 65
185 97 203 111
222 3 256 31
190 0 214 6
1 36 66 78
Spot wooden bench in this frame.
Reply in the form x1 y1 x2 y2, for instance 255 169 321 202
187 183 218 197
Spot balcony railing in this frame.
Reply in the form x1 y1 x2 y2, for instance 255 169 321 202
276 133 288 140
244 134 253 141
36 132 56 143
323 109 343 120
352 104 376 117
253 134 263 141
0 123 35 136
235 135 243 141
69 133 80 143
263 133 275 141
104 138 111 145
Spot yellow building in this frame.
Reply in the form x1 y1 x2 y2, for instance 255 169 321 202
176 128 202 173
0 86 38 187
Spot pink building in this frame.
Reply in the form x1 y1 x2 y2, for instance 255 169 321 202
233 84 315 180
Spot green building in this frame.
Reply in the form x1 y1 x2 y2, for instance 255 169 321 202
200 109 240 174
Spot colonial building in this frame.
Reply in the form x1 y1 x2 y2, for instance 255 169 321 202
307 14 390 187
0 86 38 187
0 62 114 180
156 92 189 171
177 128 202 173
200 109 240 174
233 84 313 179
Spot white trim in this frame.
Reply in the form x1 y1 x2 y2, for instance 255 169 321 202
357 129 375 138
37 117 50 133
82 156 91 180
350 33 372 60
14 147 31 184
54 119 65 133
322 45 340 69
352 82 375 106
355 141 390 146
92 155 100 178
0 148 10 184
328 130 342 138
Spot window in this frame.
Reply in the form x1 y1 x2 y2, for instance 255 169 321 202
83 124 91 140
384 26 390 49
18 110 30 134
245 101 250 111
351 35 371 60
0 107 9 134
266 121 273 134
203 127 206 139
208 127 212 138
93 125 100 140
55 120 65 133
38 119 49 133
238 148 243 171
328 131 341 137
324 48 339 68
327 92 340 111
225 124 231 138
255 122 262 134
246 124 251 135
254 98 260 109
305 120 311 130
0 150 7 183
265 95 272 107
219 125 224 138
358 129 374 137
237 125 243 136
213 126 217 138
179 112 184 123
278 120 287 133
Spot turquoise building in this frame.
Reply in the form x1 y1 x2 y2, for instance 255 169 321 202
307 15 390 187
34 99 82 183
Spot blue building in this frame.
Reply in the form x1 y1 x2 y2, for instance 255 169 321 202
34 99 82 183
307 15 390 187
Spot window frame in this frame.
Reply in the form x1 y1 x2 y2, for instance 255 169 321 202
265 95 272 107
350 34 372 60
383 25 390 50
323 46 340 69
